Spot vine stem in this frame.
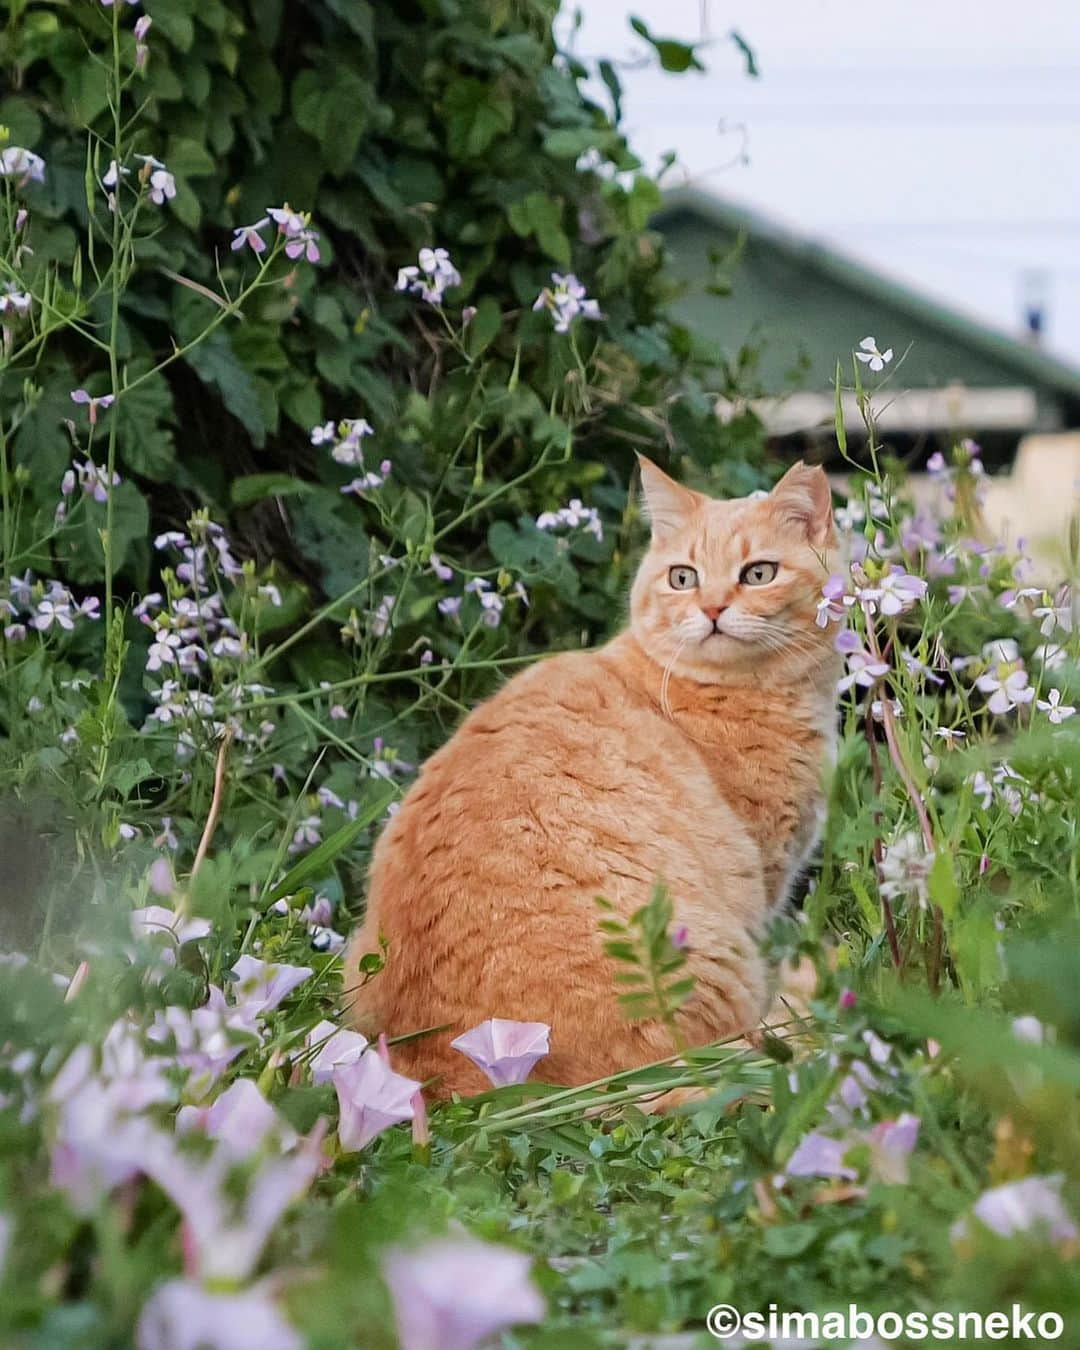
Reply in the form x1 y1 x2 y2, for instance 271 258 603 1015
191 727 234 879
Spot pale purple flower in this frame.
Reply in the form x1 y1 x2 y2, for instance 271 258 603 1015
835 629 889 694
1033 588 1073 638
450 1018 551 1088
139 1121 327 1282
154 531 188 550
1036 688 1075 724
102 160 129 190
266 205 306 236
134 155 176 205
976 664 1035 716
229 955 313 1017
429 553 454 582
289 814 322 853
137 1279 302 1350
231 218 269 255
786 1131 857 1180
0 283 31 316
304 1020 369 1085
0 147 45 184
816 574 853 628
333 1050 419 1151
396 246 461 304
70 389 116 425
868 1113 920 1184
857 566 927 617
533 272 601 333
147 628 182 672
965 1175 1077 1243
148 993 255 1087
134 15 152 68
130 905 211 947
900 649 944 685
1012 1015 1046 1045
855 335 893 372
176 1080 295 1158
535 498 604 540
284 228 320 263
310 421 336 446
438 595 463 617
30 597 74 632
383 1237 545 1350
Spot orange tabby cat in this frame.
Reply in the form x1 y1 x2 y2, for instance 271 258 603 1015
345 458 839 1095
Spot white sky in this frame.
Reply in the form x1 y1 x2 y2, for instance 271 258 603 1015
573 1 1080 360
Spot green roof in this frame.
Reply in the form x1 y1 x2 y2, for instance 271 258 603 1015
655 188 1080 404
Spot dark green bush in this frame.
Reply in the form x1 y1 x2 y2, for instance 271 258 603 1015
1 0 766 671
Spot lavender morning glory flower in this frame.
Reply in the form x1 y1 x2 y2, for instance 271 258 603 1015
383 1236 545 1350
130 905 211 948
963 1175 1077 1244
332 1050 419 1151
175 1079 296 1158
304 1019 369 1085
229 955 313 1017
450 1018 551 1087
136 1279 302 1350
138 1121 327 1282
785 1130 857 1180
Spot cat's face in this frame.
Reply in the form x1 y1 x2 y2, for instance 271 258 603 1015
630 457 836 682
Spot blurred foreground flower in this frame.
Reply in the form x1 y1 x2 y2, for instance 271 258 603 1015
956 1175 1077 1244
382 1236 544 1350
137 1279 301 1350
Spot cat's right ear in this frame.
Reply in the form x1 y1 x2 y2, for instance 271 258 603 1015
636 455 702 542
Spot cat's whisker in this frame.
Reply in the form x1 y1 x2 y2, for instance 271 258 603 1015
660 635 691 722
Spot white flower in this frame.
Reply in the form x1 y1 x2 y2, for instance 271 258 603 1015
855 335 893 373
395 247 461 304
975 664 1035 716
533 272 601 333
1036 688 1075 724
879 832 933 909
0 147 46 183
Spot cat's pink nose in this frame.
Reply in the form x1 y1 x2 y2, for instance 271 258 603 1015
700 604 726 622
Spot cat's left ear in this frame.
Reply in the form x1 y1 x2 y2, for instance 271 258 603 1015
770 461 834 547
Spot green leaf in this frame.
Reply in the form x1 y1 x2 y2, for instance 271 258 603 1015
185 334 268 446
628 16 704 73
928 849 961 920
292 66 370 164
231 473 315 507
268 782 396 902
443 79 514 160
465 296 503 360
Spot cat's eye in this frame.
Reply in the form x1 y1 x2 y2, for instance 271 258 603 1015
740 560 778 586
668 565 699 590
